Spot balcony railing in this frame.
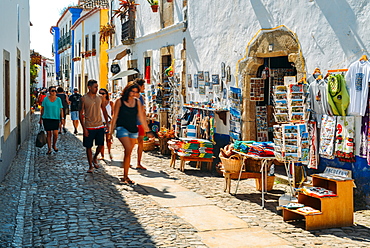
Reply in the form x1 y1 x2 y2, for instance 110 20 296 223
121 19 135 45
58 32 71 53
79 0 109 9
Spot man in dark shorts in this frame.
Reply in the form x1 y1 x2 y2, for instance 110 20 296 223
134 78 147 170
69 88 82 134
79 80 109 173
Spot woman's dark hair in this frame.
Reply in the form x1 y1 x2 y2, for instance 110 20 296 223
121 82 140 101
99 88 109 100
48 86 56 92
57 87 64 93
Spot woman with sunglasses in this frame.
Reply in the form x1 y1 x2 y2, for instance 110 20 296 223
39 86 64 154
110 82 149 184
99 88 114 160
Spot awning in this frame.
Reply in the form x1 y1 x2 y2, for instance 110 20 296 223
109 69 138 80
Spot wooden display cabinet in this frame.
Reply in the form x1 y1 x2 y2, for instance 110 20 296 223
283 174 354 230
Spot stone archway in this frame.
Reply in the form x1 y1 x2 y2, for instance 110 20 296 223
237 26 306 141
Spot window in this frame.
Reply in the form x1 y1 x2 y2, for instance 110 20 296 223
4 59 10 122
85 35 89 51
78 41 81 56
161 1 174 28
92 34 96 50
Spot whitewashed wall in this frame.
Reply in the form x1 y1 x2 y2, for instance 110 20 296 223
73 11 101 83
108 0 370 134
0 0 30 134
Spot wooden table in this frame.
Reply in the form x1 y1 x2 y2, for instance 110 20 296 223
170 149 214 172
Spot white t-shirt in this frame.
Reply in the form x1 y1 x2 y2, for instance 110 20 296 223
346 60 370 116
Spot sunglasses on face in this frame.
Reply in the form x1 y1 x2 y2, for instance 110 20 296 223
50 90 57 92
99 92 106 95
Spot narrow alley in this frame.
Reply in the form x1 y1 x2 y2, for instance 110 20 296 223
0 113 370 247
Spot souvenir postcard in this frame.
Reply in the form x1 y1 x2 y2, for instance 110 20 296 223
204 71 210 82
301 132 309 139
291 112 304 121
187 74 192 88
283 125 298 133
291 99 304 106
291 92 304 99
274 92 287 100
194 74 199 88
273 138 282 146
301 148 310 161
212 74 220 85
198 71 204 81
275 85 287 92
284 153 298 161
275 100 288 107
289 84 303 93
302 140 310 149
275 113 289 122
286 145 299 153
292 106 304 113
285 139 298 146
275 107 288 114
199 86 206 95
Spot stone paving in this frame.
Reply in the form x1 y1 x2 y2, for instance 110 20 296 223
0 112 370 247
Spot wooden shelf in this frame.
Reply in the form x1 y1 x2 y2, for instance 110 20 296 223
283 175 354 230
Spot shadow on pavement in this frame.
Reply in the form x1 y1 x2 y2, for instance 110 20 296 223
31 131 157 247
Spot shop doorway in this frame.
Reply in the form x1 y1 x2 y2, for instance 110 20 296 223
237 25 305 141
255 56 297 141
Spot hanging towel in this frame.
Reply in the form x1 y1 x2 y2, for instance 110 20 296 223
308 121 318 169
334 116 355 163
319 115 336 159
327 74 350 116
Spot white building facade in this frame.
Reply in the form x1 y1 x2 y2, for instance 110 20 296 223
0 0 31 181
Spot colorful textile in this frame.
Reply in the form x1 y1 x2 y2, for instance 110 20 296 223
326 74 350 116
319 115 336 159
334 116 355 163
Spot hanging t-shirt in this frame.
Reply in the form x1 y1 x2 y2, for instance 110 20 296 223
346 60 370 116
309 78 332 119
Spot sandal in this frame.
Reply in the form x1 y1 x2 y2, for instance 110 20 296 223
46 150 52 155
53 147 59 152
87 169 94 173
136 165 147 170
93 162 100 169
121 177 135 184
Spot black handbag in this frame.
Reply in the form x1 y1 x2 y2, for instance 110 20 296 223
35 124 47 148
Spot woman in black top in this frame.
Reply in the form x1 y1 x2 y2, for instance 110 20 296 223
56 87 70 133
110 82 149 184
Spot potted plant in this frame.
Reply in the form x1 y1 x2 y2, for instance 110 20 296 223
147 0 159 12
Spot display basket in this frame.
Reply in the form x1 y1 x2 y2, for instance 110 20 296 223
255 176 275 191
143 141 155 151
219 154 242 173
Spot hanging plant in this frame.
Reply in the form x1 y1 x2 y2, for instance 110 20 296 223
147 0 159 12
99 23 115 44
113 0 139 20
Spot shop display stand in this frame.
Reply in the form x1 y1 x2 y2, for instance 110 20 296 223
231 151 275 209
282 174 354 230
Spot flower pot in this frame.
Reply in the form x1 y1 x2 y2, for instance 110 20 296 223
151 4 158 12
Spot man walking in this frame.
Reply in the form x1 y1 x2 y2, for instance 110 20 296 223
69 88 82 135
79 80 109 173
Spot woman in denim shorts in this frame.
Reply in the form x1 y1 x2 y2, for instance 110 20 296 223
109 82 149 184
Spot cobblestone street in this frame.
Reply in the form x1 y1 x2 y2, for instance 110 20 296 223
1 113 370 247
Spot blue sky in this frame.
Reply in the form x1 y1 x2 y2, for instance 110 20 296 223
29 0 78 58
